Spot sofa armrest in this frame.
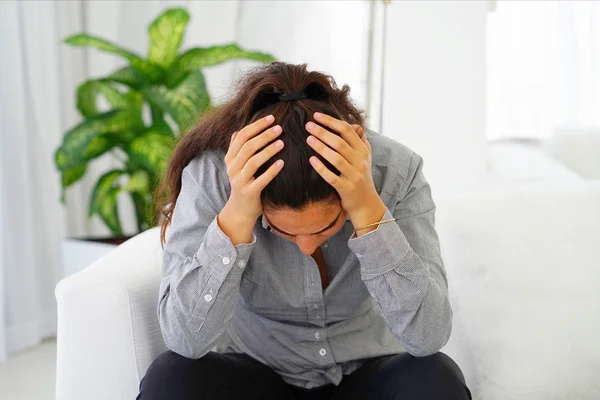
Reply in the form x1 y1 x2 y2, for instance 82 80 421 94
55 227 166 400
437 183 600 399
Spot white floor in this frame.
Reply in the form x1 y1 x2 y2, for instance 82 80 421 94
0 338 56 400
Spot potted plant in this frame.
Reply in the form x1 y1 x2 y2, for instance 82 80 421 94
55 7 275 274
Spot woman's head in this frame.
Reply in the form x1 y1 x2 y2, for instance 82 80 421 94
157 62 366 248
262 199 347 255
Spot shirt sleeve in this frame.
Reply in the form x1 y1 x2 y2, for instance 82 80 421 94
158 156 257 359
347 153 452 357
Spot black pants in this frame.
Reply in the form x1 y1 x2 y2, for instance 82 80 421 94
137 350 472 400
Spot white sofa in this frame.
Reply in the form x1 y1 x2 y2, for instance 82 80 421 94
55 183 600 400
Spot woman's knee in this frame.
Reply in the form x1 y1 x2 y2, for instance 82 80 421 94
397 352 471 399
144 351 198 379
364 353 471 400
137 351 212 400
411 352 465 378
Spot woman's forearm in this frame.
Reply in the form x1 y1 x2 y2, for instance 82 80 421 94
217 201 257 246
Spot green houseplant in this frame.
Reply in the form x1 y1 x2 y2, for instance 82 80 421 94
54 7 276 238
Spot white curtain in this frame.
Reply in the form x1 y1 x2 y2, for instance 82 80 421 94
487 0 600 140
0 0 370 361
0 94 5 362
0 0 69 361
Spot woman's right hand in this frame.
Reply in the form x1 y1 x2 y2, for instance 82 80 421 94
218 115 285 244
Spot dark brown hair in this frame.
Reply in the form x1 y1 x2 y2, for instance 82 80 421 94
156 62 366 246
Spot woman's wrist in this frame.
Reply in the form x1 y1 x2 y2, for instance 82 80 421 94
217 202 257 245
348 196 387 238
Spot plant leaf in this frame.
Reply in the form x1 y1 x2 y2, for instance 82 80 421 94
163 68 189 89
124 170 150 193
125 89 145 111
123 121 171 173
59 164 87 204
99 189 122 235
173 44 276 72
150 119 173 136
148 8 190 70
55 109 144 171
131 192 148 232
77 80 132 118
126 131 175 176
149 101 164 123
89 169 124 216
143 70 210 131
64 34 165 82
124 170 151 232
89 169 125 235
61 164 87 188
103 66 148 89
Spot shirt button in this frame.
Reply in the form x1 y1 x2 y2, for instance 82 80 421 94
322 242 328 248
238 260 246 268
312 304 319 309
222 257 230 265
319 348 327 356
314 331 321 339
204 294 213 302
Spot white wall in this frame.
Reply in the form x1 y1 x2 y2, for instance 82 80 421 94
381 1 488 195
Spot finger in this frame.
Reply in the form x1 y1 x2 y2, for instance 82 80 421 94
250 159 285 192
224 131 239 164
240 139 285 182
360 132 371 152
313 112 363 150
305 121 355 163
306 135 354 177
231 125 283 173
228 115 275 159
350 124 365 139
309 156 343 190
350 124 370 155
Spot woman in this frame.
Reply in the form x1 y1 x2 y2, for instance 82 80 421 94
138 62 471 400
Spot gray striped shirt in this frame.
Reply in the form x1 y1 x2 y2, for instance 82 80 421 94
158 129 452 389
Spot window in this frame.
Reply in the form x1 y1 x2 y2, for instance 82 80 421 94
487 1 600 140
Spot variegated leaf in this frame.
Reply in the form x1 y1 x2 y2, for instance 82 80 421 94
148 8 190 69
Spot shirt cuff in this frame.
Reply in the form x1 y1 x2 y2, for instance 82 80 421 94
347 207 410 276
196 215 257 282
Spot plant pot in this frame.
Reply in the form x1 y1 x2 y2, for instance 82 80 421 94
61 236 132 278
85 235 134 246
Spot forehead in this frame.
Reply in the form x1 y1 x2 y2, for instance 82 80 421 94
262 203 343 233
265 201 338 219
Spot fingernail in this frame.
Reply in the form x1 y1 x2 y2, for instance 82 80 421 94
276 160 284 167
266 115 274 122
275 140 284 148
314 112 323 119
306 122 316 131
307 136 316 145
273 125 282 133
310 157 318 166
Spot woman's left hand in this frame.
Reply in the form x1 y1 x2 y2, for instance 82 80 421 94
305 112 386 229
